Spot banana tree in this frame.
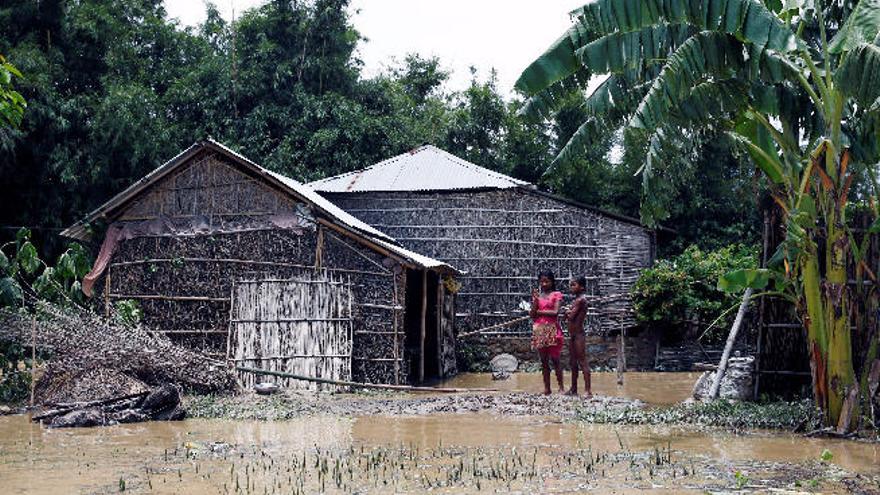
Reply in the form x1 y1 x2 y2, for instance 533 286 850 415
517 0 880 429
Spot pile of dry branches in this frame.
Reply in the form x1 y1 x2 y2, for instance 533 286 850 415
0 300 236 404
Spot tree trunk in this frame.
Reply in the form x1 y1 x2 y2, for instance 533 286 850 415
801 248 828 414
824 205 857 429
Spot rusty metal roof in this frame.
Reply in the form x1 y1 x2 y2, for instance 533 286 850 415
61 140 458 273
308 145 532 192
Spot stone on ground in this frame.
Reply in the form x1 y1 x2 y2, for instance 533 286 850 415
490 354 519 373
692 356 754 401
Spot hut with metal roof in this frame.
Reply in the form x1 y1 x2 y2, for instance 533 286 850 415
309 145 658 369
62 140 459 387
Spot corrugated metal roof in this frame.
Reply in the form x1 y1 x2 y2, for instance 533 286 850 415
308 145 531 192
61 139 457 273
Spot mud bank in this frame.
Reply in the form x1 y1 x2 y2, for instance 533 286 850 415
186 390 642 421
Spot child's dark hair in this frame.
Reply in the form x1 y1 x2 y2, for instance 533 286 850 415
572 275 587 288
537 269 555 284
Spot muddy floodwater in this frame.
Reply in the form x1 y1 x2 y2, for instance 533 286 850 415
440 372 701 406
1 372 878 494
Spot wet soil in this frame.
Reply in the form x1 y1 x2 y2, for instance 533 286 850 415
1 413 878 494
185 371 693 421
2 372 878 493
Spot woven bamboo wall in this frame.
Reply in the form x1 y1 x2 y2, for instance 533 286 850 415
326 188 654 336
96 150 425 385
231 274 353 391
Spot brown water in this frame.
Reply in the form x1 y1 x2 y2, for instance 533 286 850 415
1 412 877 494
440 372 700 405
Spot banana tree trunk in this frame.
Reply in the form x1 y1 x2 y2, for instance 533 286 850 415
825 206 857 429
801 250 828 415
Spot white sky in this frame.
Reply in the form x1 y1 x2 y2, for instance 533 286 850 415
164 0 585 97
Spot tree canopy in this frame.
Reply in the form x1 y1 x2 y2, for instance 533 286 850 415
1 0 761 257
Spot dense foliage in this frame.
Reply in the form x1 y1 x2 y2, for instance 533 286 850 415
631 245 758 344
0 229 88 405
0 0 761 258
518 0 880 429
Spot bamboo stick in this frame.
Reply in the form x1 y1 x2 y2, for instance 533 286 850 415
230 317 350 323
226 281 235 367
236 367 498 393
419 270 427 383
109 257 391 278
458 316 531 338
709 288 753 399
109 294 229 302
357 302 404 311
393 271 401 385
314 226 324 271
231 354 351 361
394 237 601 249
369 224 600 230
30 317 36 407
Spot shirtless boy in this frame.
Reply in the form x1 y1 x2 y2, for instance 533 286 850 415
565 276 592 398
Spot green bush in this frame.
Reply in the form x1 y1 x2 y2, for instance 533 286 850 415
0 340 31 405
631 244 757 343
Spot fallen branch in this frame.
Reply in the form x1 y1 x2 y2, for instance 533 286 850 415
236 367 499 393
32 391 150 421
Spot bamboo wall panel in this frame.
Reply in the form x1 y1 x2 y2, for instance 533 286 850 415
328 189 653 335
231 275 352 391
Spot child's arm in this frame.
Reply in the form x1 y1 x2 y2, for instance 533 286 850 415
570 297 587 319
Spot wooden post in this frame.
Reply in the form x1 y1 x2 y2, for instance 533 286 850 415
393 271 401 385
436 276 444 377
314 226 325 271
30 317 36 407
419 270 427 383
617 324 626 385
347 275 353 384
709 288 753 399
226 281 236 369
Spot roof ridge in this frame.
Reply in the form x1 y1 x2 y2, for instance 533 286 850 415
307 145 530 192
419 146 528 186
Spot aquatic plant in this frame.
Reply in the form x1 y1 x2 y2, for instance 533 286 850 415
577 399 823 431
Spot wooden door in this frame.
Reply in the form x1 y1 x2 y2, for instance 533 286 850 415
229 274 353 390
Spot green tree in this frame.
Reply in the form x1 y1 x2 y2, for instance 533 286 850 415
0 55 25 130
518 0 880 429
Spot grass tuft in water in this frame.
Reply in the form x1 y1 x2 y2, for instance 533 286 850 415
577 399 823 431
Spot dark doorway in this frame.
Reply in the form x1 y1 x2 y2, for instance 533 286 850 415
404 269 440 383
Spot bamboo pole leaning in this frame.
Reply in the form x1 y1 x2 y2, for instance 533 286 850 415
709 288 753 399
236 367 499 393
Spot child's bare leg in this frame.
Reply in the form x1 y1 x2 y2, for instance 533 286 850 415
581 339 592 398
552 357 564 392
566 342 579 395
540 353 551 395
572 334 591 398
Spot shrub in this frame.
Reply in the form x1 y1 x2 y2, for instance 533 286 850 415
631 244 757 343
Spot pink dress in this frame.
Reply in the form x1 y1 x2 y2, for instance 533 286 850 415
534 291 564 359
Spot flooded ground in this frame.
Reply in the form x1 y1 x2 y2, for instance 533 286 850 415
1 413 878 494
440 372 701 406
1 372 878 493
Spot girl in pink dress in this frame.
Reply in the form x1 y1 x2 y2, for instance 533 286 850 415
530 269 565 395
